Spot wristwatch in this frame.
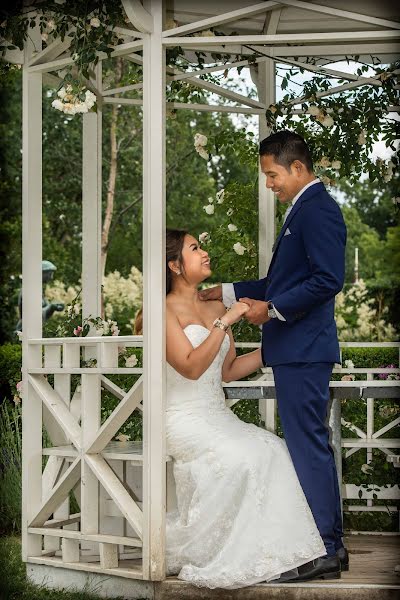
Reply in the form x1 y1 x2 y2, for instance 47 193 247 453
213 317 230 332
267 301 277 319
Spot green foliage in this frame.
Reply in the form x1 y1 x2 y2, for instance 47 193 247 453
0 401 22 535
0 536 127 599
0 343 22 400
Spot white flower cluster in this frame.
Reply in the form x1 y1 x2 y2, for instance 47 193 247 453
194 133 209 160
102 266 143 316
315 156 341 170
52 85 96 115
335 279 397 342
125 353 138 368
307 105 334 128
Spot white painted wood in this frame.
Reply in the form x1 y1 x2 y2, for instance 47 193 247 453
62 538 80 563
30 457 81 527
181 75 266 109
82 69 102 323
42 456 64 499
373 417 400 439
122 0 154 33
99 543 119 569
29 368 143 374
21 21 43 562
169 101 262 114
28 40 144 74
342 439 400 448
277 0 400 30
84 454 143 539
43 514 81 529
163 31 400 47
102 82 143 96
86 377 143 453
29 375 82 449
29 336 144 345
27 555 144 579
163 1 280 37
142 0 166 581
28 35 72 67
81 374 101 539
101 342 119 368
28 528 142 547
344 484 400 500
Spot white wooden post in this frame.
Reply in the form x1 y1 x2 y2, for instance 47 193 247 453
21 22 43 561
81 62 103 555
142 0 166 581
251 13 278 431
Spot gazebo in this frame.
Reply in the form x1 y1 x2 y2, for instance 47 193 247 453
5 0 400 597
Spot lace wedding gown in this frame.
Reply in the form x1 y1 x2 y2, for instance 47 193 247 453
166 324 326 589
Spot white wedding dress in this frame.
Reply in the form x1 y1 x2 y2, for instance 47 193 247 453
166 324 326 589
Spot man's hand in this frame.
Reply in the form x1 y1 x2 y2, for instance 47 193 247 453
198 285 222 302
239 297 270 326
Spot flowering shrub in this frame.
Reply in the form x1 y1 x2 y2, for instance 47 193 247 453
335 279 397 342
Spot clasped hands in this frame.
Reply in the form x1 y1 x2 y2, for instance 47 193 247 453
198 286 270 326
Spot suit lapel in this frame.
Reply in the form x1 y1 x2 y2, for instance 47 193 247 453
268 182 325 276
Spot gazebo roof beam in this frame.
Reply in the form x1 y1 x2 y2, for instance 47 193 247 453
288 77 385 106
28 35 72 67
175 74 265 109
162 1 281 38
271 55 384 84
277 0 400 31
169 101 263 114
163 30 400 47
28 40 143 74
121 0 153 34
112 26 145 39
103 82 143 96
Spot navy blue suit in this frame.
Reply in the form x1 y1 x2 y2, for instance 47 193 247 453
233 182 347 555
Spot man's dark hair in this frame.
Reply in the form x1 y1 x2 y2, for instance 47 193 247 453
259 130 313 172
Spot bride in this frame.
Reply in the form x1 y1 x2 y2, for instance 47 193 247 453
165 229 326 589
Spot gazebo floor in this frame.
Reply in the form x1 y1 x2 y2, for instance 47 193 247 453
155 535 400 600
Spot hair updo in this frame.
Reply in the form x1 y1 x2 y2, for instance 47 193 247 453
166 229 188 295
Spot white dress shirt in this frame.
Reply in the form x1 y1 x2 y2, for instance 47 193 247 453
222 179 320 321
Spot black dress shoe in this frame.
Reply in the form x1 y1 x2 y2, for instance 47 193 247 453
273 555 341 583
337 546 349 571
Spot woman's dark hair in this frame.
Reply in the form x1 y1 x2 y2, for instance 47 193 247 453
166 229 188 295
259 130 313 172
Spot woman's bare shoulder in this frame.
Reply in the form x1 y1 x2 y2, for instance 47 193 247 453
206 299 227 318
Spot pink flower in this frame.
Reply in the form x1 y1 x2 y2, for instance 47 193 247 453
73 325 83 336
16 381 23 393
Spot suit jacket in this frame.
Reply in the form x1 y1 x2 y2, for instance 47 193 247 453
233 182 347 366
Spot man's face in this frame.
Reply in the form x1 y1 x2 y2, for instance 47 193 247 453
260 154 304 204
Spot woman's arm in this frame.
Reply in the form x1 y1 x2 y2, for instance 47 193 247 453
222 329 263 383
166 303 249 380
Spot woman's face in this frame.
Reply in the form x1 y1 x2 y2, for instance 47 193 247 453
179 234 211 283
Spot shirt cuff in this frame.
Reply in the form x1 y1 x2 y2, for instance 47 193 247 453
271 303 286 322
222 283 236 308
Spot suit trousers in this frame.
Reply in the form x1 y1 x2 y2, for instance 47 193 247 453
272 362 343 556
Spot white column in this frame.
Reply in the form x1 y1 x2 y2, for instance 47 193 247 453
81 64 102 554
82 62 102 320
142 0 166 581
251 55 277 432
21 23 43 560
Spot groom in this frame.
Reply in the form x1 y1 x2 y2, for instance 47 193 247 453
200 130 347 582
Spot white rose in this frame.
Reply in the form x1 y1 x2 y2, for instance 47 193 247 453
90 17 101 28
57 87 67 99
317 156 330 168
203 204 215 215
344 359 354 369
52 99 64 112
228 223 237 232
41 32 48 42
47 19 55 32
227 208 234 217
85 89 96 108
358 130 366 145
199 232 209 243
331 160 341 170
207 196 214 204
200 29 214 37
361 463 372 474
233 242 246 255
321 115 334 128
308 105 320 116
125 354 138 368
321 175 331 186
116 433 130 442
216 189 225 203
196 146 209 160
194 133 207 147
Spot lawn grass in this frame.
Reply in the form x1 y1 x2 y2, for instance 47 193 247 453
0 536 127 600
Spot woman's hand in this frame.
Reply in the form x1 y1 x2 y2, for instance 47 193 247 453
221 301 249 327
